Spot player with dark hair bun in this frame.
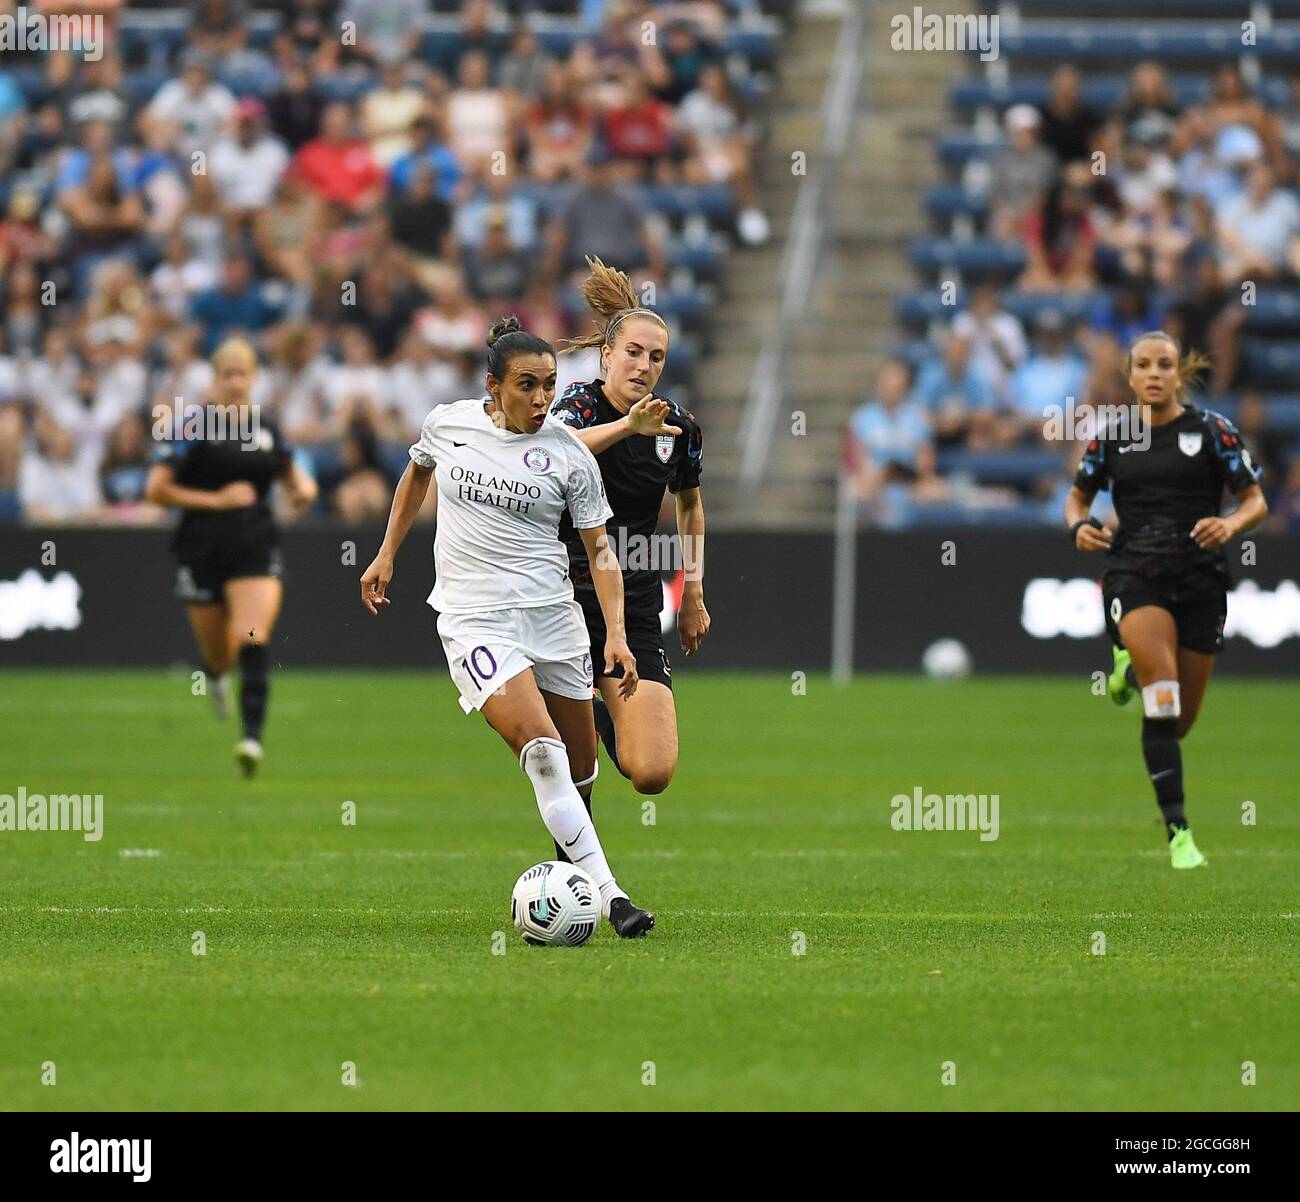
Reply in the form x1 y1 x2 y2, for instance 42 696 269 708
1065 330 1267 868
360 315 656 938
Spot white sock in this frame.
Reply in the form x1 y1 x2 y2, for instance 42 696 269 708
520 737 626 915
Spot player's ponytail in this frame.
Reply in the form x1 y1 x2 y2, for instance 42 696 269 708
560 255 668 354
1124 330 1211 398
485 315 554 380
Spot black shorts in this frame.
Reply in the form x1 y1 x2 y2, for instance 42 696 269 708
576 588 673 690
1102 569 1227 656
174 542 284 605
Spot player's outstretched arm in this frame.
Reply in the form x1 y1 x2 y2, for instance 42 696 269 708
580 522 638 700
361 461 433 614
567 396 683 457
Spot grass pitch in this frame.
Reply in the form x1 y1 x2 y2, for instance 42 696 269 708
0 670 1296 1111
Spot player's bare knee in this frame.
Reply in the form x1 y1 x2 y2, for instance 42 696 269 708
630 763 674 795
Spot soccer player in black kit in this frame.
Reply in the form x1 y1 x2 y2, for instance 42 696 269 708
1065 331 1267 869
547 258 710 858
145 338 318 776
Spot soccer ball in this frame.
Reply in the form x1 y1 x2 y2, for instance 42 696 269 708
922 638 972 680
511 861 600 947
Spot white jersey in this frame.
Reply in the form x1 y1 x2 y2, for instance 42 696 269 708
410 397 612 614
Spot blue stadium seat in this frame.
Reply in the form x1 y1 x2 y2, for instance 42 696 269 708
1242 290 1300 333
985 25 1265 62
910 239 1028 278
926 186 989 221
1243 340 1300 387
949 74 1292 115
935 448 1066 488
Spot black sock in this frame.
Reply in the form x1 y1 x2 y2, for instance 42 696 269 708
1141 716 1185 837
553 789 593 863
593 696 625 778
1124 664 1138 689
238 643 269 742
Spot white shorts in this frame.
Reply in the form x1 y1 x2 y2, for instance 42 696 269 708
436 600 594 714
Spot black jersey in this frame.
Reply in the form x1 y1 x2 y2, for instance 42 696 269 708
550 379 703 603
1074 403 1262 582
151 415 293 554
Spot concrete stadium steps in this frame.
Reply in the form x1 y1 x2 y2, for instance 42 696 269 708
701 1 969 524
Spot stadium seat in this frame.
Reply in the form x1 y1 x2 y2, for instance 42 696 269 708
1243 340 1300 388
935 448 1066 488
909 239 1028 279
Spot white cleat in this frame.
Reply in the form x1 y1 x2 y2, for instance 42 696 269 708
234 737 263 778
211 675 231 720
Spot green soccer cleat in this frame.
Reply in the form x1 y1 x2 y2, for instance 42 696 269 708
1107 646 1135 706
1169 826 1207 869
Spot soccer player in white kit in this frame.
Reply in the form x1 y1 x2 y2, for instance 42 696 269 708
359 317 655 937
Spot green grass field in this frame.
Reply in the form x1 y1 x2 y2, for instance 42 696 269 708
1 670 1296 1111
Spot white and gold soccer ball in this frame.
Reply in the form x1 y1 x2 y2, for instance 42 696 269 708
510 861 600 947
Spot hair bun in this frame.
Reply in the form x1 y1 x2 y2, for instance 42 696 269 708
486 315 522 348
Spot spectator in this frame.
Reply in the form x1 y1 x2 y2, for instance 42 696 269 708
3 261 49 359
454 169 538 251
524 66 595 183
413 274 486 360
18 410 102 522
546 145 666 281
324 327 387 435
389 159 455 263
259 321 331 442
1217 161 1300 285
951 283 1027 406
386 326 469 438
848 359 945 510
266 56 325 152
332 423 395 520
190 249 282 352
209 98 291 215
988 104 1057 240
142 50 236 161
603 68 676 182
388 110 463 200
445 51 513 172
253 172 322 298
1038 65 1102 165
337 0 427 69
909 332 998 446
1019 161 1099 292
362 62 427 168
292 103 386 214
1009 311 1089 442
678 63 769 245
434 0 506 83
464 207 530 305
99 412 153 511
499 25 555 101
1115 115 1179 216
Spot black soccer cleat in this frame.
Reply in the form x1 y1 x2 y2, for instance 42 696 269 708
608 895 655 939
593 695 623 775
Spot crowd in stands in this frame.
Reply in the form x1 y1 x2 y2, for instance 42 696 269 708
0 0 780 524
848 58 1300 534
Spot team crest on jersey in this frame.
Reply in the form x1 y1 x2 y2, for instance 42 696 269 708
1178 432 1203 457
522 447 551 473
654 434 674 463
